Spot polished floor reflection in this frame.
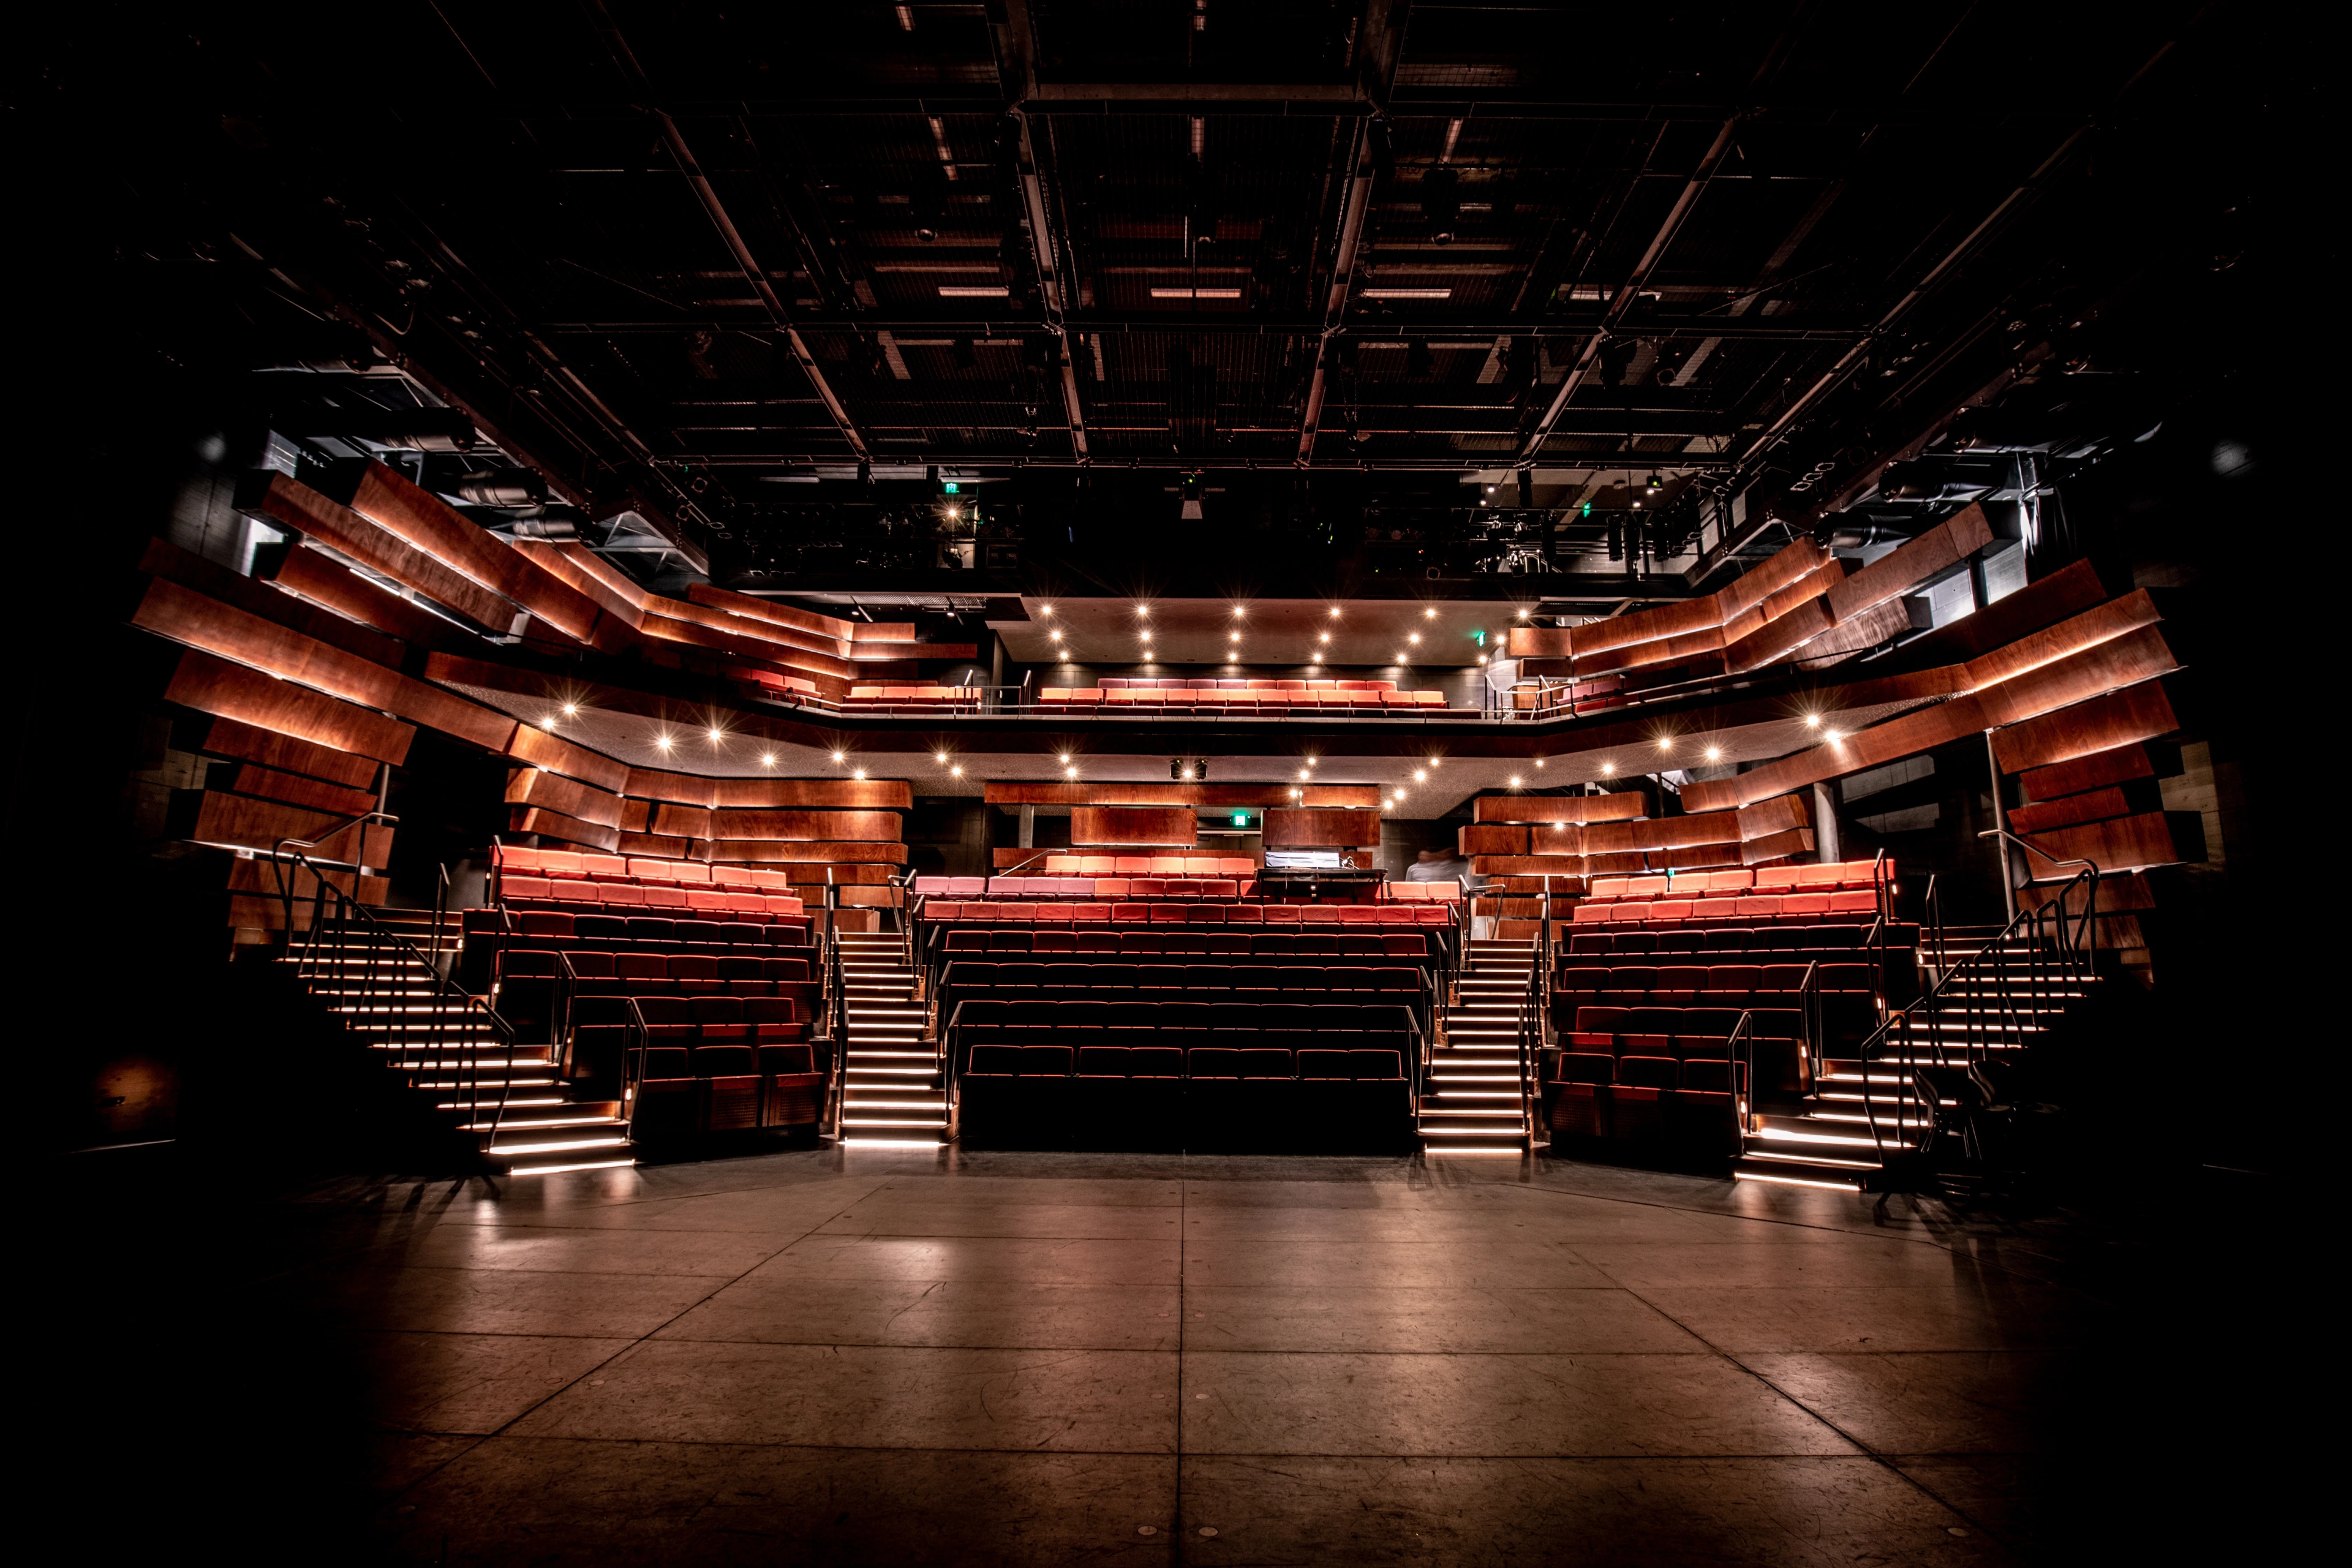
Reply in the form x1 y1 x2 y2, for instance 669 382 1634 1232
51 1147 2284 1564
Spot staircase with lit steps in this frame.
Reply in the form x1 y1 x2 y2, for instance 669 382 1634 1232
279 911 635 1176
1733 927 2101 1192
1417 937 1534 1155
834 932 946 1147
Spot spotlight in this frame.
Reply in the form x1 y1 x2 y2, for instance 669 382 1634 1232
1329 606 1342 618
1040 604 1054 616
1140 631 1153 643
935 751 949 763
707 726 724 742
1602 761 1616 776
1534 759 1547 769
1515 608 1529 619
1318 631 1330 644
543 715 560 728
1705 746 1722 761
1231 605 1245 618
831 750 846 762
760 753 776 767
1050 629 1063 641
1476 655 1487 665
1065 765 1078 777
1657 737 1674 752
1430 757 1442 766
1408 633 1421 645
1136 604 1150 618
1059 752 1071 763
655 735 673 752
1509 775 1522 787
1826 729 1845 742
1298 770 1310 780
951 765 963 777
853 768 866 780
1414 769 1428 782
1804 713 1822 728
1423 608 1437 619
1394 652 1408 663
1305 756 1317 766
561 703 579 716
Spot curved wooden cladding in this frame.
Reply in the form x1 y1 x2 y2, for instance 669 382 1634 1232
242 471 513 631
140 536 409 669
135 578 518 754
1471 792 1646 826
1992 677 2182 775
2006 785 2137 836
198 716 379 790
1683 612 2179 813
1789 598 1912 669
984 782 1380 809
168 650 415 766
1583 813 1742 856
227 858 388 905
2017 869 2155 918
225 763 380 818
686 582 854 641
1464 796 1803 861
1891 559 2106 667
619 830 696 860
2018 741 2160 803
505 766 624 829
2022 810 2201 876
194 791 394 868
510 805 622 851
619 771 913 810
509 540 649 626
641 607 854 680
1469 842 1748 879
1740 827 1816 865
507 722 631 794
1262 807 1381 849
708 809 904 843
703 839 908 865
265 543 475 652
1071 805 1199 847
750 862 895 885
648 594 853 664
334 463 614 650
1823 507 1996 624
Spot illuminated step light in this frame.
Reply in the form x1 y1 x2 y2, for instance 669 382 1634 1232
507 1158 637 1177
840 1137 944 1148
1363 288 1452 300
1150 287 1242 299
1732 1170 1860 1191
938 285 1010 298
1423 1146 1523 1155
489 1136 630 1155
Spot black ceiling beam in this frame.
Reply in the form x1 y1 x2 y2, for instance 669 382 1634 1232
533 315 1871 342
662 451 1744 471
992 0 1091 461
582 0 871 462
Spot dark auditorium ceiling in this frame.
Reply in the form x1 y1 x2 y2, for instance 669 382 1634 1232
60 0 2247 600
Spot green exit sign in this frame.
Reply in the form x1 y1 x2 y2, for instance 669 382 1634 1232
1231 812 1251 827
943 481 960 494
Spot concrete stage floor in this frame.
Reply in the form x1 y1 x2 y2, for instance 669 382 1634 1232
44 1147 2300 1564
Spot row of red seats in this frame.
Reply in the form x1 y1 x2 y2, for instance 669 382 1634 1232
496 845 797 890
924 901 1450 926
942 962 1422 997
628 1043 822 1138
1585 861 1890 902
1570 889 1878 925
937 930 1432 960
1036 856 1256 876
1556 963 1874 1000
1550 1055 1740 1142
501 878 808 919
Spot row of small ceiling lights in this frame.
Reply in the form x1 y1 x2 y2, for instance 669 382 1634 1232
1036 602 1528 667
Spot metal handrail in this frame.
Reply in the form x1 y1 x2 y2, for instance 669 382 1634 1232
1978 827 2102 960
268 805 399 935
273 847 524 1147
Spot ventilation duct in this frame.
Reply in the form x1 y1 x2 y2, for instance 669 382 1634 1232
455 468 548 507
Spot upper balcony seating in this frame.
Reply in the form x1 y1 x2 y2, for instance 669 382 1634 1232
1511 675 1630 716
843 685 984 712
918 899 1455 927
493 845 808 925
934 930 1439 967
1037 677 1464 715
1567 860 1890 925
